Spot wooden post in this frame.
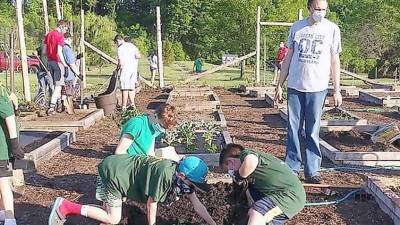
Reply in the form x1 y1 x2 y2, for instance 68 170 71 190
9 31 15 93
240 59 245 78
298 9 303 20
263 36 267 85
69 21 73 37
16 0 31 102
256 6 261 84
80 9 86 88
55 0 62 21
42 0 49 33
156 6 164 88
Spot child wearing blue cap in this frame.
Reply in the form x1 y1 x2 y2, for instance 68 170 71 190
48 155 216 225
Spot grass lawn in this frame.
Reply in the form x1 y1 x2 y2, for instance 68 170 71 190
1 59 398 102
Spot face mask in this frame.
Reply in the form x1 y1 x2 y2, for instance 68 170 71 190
312 10 326 22
175 177 194 196
152 120 166 138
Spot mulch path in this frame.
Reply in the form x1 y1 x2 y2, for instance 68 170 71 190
13 88 396 225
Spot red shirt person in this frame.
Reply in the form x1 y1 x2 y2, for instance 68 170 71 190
45 20 69 115
276 42 289 69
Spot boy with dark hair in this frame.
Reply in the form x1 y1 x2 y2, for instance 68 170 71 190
49 155 216 225
219 143 306 225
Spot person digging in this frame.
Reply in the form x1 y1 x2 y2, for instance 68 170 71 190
219 143 306 225
48 155 217 225
0 84 25 225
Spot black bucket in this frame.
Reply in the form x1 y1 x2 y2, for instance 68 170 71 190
95 72 118 116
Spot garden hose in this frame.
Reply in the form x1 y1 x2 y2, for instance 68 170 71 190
305 189 361 207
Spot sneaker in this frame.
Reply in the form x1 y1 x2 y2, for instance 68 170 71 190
305 175 323 184
46 107 56 116
48 197 66 225
4 219 17 225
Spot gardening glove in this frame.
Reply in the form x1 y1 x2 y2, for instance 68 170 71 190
229 170 249 190
10 138 25 160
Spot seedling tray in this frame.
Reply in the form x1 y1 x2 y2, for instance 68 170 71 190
359 90 400 107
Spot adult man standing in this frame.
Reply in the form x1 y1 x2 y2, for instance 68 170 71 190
114 35 141 110
45 20 69 115
272 42 289 85
34 35 54 107
274 0 342 184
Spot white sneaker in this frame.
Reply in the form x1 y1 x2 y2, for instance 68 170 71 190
4 218 17 225
0 210 5 221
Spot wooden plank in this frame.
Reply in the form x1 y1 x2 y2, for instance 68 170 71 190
343 160 400 167
341 69 392 90
260 21 293 26
84 41 155 89
156 6 164 88
303 183 362 189
320 125 380 133
184 51 256 84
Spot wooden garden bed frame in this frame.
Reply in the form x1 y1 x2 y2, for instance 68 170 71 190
20 109 104 131
265 93 329 109
247 86 275 98
319 125 400 166
359 90 400 107
366 176 400 225
328 85 360 97
279 107 368 127
166 90 221 111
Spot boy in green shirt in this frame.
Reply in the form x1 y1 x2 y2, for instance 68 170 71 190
219 143 306 225
49 155 217 225
0 84 25 225
193 56 203 74
115 104 177 156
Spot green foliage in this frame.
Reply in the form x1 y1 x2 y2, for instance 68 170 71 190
173 41 187 61
163 39 175 66
114 107 141 128
177 121 197 153
84 12 117 65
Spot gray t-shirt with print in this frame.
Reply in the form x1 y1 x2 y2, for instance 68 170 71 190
287 18 342 92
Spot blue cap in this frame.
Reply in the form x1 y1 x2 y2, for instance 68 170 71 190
178 156 210 192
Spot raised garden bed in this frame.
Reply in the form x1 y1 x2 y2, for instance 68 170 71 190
265 93 329 109
279 107 367 127
359 90 400 107
166 90 220 111
176 109 227 128
328 85 360 97
319 127 400 166
20 130 75 168
20 109 104 131
248 86 275 98
366 176 400 225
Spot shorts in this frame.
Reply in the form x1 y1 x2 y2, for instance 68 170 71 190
120 69 137 90
95 176 122 207
48 61 65 86
249 188 289 225
275 62 282 70
0 161 12 178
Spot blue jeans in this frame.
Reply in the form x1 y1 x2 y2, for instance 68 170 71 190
285 88 327 178
36 71 54 106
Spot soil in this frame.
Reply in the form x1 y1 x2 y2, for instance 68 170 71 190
173 94 214 102
390 186 400 197
322 108 357 120
176 110 216 123
321 130 400 152
338 97 400 125
33 111 90 121
370 92 400 98
22 131 64 153
12 88 396 225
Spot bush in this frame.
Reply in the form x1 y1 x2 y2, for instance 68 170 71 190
172 41 186 61
163 39 175 66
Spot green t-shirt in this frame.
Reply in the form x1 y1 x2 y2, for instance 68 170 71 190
0 85 15 161
120 114 157 156
98 154 177 203
240 149 306 219
194 58 202 73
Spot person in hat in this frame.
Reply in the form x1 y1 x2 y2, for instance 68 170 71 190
48 155 216 225
219 143 305 225
0 84 25 225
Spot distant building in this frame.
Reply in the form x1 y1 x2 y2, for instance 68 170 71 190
222 54 238 66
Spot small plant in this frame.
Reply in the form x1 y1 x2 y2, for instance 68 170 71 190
322 108 354 120
114 107 141 128
177 121 197 153
201 122 219 153
162 130 180 146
